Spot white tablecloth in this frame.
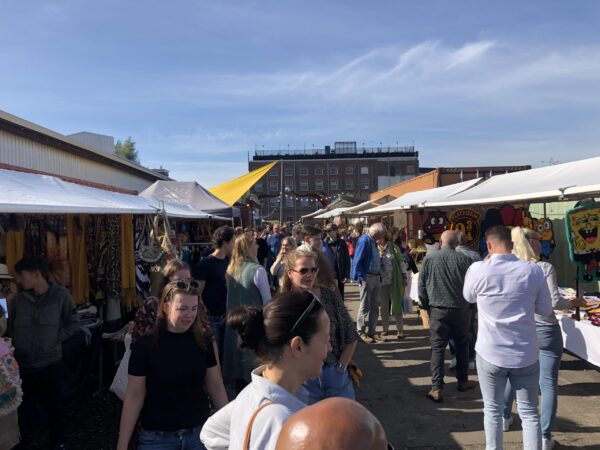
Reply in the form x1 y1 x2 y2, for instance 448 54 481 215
557 315 600 367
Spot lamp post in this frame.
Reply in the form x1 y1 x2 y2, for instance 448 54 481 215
279 161 284 225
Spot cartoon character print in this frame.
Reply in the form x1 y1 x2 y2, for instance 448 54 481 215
532 218 556 259
566 206 600 282
423 211 450 244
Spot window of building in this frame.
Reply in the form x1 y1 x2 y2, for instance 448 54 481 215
284 180 293 190
389 166 396 177
269 168 278 176
284 168 293 176
345 179 354 190
345 166 354 175
300 180 309 192
269 198 278 206
300 198 310 207
286 216 294 223
360 179 369 190
330 180 339 191
286 197 294 207
406 165 415 174
270 181 278 192
315 179 324 191
255 182 263 193
299 168 309 176
360 166 369 175
314 167 324 175
330 167 338 176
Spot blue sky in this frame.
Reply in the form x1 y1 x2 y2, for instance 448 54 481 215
2 0 600 187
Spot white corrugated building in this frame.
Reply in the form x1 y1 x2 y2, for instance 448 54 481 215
0 110 168 193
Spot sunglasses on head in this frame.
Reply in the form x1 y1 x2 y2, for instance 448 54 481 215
166 278 200 293
289 291 320 339
290 267 319 275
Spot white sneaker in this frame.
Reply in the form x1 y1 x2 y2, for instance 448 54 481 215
502 415 513 432
542 438 555 450
448 358 457 370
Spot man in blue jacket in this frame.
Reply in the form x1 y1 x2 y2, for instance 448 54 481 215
351 223 385 343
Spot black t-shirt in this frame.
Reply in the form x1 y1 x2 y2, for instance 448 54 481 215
193 255 229 317
128 330 217 431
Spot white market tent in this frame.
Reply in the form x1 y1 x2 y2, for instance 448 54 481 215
314 207 353 219
301 207 327 220
362 178 483 214
140 181 240 218
425 157 600 208
0 168 216 218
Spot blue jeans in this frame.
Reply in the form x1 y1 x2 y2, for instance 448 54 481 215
504 324 563 440
476 354 541 450
208 315 225 362
303 363 355 405
138 427 205 450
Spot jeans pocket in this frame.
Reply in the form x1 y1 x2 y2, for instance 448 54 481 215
138 429 162 445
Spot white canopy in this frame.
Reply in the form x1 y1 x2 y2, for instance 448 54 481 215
314 207 353 219
140 181 240 218
301 207 327 219
362 178 482 214
426 157 600 208
0 168 216 218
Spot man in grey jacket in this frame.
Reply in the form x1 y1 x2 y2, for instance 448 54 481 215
418 230 476 402
9 256 79 450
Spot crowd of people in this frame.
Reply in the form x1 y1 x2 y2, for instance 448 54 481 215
0 219 587 450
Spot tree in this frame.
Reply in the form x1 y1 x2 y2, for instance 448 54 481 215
114 137 140 164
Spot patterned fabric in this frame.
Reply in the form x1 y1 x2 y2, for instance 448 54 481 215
89 216 121 302
131 297 159 343
378 243 394 286
134 216 152 301
0 338 22 418
318 287 359 364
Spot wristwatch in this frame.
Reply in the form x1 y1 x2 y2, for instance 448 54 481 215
335 362 347 374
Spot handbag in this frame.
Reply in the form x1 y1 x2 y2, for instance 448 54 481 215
243 401 273 450
136 216 163 263
110 333 132 401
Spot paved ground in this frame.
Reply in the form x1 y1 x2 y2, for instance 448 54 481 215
344 284 600 449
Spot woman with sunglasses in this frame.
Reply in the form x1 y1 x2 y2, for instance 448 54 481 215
200 291 331 450
280 247 358 404
503 227 586 450
223 232 272 394
117 279 228 450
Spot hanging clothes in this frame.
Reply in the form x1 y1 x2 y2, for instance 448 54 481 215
67 215 90 305
134 216 153 301
92 216 121 303
6 230 24 277
46 216 71 287
120 214 139 310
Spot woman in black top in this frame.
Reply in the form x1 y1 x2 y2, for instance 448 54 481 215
117 279 228 450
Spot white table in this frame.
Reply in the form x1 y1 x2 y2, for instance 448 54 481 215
557 315 600 367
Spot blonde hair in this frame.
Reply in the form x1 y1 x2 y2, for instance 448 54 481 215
279 247 318 293
279 247 338 294
227 232 258 281
511 226 539 262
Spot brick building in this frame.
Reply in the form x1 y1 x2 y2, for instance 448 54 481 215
248 142 419 223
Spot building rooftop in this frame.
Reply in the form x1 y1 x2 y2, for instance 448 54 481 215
253 142 417 161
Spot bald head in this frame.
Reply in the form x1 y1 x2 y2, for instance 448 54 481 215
440 230 458 249
275 398 389 450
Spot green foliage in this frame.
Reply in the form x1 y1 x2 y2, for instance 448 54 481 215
114 137 140 163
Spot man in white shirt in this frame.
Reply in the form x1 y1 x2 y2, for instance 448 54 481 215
463 225 552 450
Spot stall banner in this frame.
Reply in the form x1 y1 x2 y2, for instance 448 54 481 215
449 208 481 247
566 202 600 282
422 210 450 245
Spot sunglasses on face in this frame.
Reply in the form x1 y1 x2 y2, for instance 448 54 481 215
290 267 319 275
289 292 320 339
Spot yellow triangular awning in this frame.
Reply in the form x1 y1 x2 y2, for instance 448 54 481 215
209 161 279 206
